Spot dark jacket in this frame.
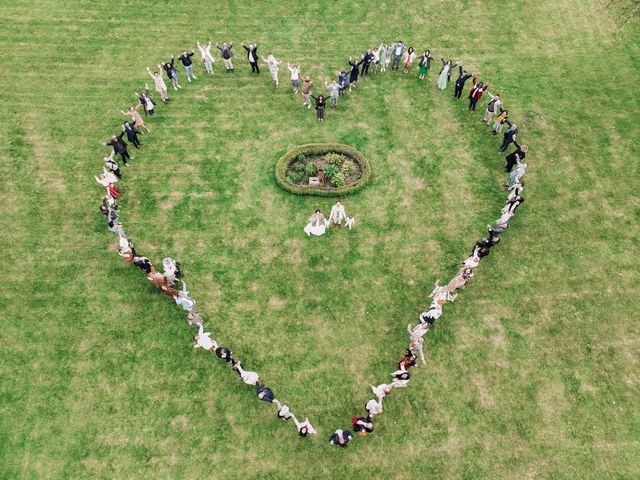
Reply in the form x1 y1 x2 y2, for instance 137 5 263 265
124 124 140 142
217 44 233 59
243 45 259 62
419 53 433 69
178 52 194 67
455 66 472 87
107 133 127 153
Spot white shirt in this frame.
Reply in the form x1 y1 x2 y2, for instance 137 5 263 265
162 257 178 277
267 55 279 68
496 211 514 225
242 371 259 385
345 217 355 230
288 66 300 80
198 43 215 62
425 305 443 320
394 44 403 55
408 322 429 341
194 324 216 350
391 378 409 388
371 383 391 401
95 172 118 186
329 203 347 224
430 285 456 304
294 416 316 434
365 399 383 415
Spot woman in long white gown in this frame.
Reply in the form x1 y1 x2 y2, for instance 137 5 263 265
438 58 453 90
304 210 328 236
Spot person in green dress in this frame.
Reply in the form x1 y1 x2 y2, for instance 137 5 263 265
418 50 433 80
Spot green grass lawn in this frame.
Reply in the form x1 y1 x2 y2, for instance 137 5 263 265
1 1 639 479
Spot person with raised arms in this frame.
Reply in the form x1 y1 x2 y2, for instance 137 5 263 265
232 361 260 386
453 63 473 99
264 52 281 86
329 429 353 447
146 67 169 103
216 41 234 72
365 398 383 416
508 155 528 189
292 415 317 437
403 47 416 73
159 56 181 90
256 383 274 403
122 103 151 132
418 50 434 80
325 79 340 108
353 415 374 437
193 324 217 352
196 40 215 75
273 399 293 421
287 63 300 93
391 41 404 70
347 56 363 91
242 41 260 74
301 75 314 108
177 49 197 81
438 58 454 90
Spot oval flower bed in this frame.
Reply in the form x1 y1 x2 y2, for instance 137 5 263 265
275 143 371 196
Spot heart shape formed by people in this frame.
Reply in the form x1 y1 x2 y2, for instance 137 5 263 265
96 41 528 447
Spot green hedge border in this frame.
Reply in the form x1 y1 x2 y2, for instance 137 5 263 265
275 143 371 197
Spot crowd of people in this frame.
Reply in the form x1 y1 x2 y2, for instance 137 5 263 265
95 37 529 448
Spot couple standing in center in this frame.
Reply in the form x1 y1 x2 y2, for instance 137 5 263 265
304 201 355 237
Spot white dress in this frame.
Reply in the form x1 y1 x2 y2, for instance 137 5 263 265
95 172 118 186
234 363 260 386
365 399 383 415
198 44 215 63
371 383 392 402
438 64 450 90
462 247 482 269
304 213 328 236
430 285 456 304
266 55 280 84
194 324 216 350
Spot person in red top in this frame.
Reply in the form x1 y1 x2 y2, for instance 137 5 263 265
468 78 488 111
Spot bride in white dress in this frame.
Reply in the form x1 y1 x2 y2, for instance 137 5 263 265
304 209 328 236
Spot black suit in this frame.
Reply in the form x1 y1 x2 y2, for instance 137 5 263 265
361 52 374 75
124 125 141 149
500 127 518 153
454 66 472 99
243 45 260 73
107 133 130 164
505 141 526 172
